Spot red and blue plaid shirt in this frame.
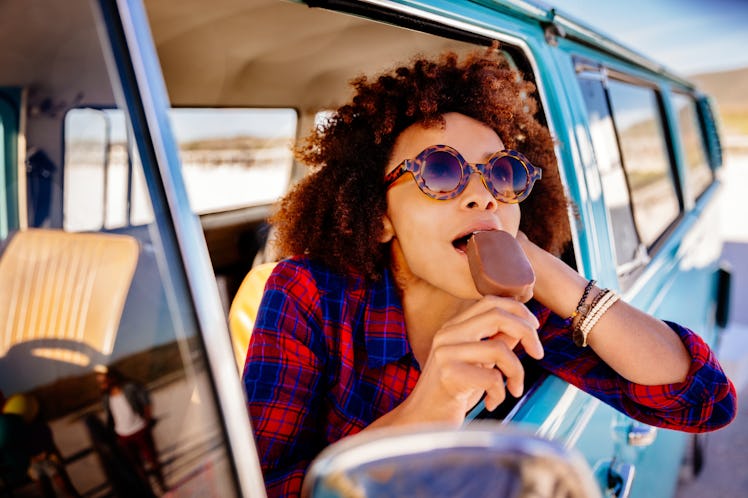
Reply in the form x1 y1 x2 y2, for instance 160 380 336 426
243 257 736 497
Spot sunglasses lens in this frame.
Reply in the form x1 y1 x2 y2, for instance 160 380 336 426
489 156 529 201
421 151 462 194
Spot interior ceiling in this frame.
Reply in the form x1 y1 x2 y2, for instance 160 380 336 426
145 0 479 111
0 0 111 104
0 0 479 111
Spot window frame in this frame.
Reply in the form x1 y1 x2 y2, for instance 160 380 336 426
670 89 715 203
92 1 264 495
574 58 686 285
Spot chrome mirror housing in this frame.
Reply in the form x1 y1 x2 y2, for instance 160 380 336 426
302 423 601 498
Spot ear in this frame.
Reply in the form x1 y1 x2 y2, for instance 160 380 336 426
380 214 395 243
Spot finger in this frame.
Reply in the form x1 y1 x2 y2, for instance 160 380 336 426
446 362 506 408
489 332 520 351
439 307 543 360
504 369 525 398
483 369 506 411
444 295 540 329
438 304 537 343
435 341 525 395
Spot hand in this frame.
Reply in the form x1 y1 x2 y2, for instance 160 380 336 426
396 296 543 425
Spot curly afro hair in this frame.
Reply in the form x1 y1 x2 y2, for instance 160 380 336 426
272 45 571 280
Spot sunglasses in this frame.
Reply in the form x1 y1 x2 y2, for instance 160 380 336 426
384 144 541 203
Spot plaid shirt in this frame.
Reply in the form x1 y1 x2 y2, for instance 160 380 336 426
243 257 736 497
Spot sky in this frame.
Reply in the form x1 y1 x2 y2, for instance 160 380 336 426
548 0 748 75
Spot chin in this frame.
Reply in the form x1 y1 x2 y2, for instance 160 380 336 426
448 282 483 301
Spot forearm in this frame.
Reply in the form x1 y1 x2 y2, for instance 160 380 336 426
523 237 690 385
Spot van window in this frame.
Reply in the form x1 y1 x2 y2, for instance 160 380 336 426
607 80 680 248
577 67 685 285
64 107 296 231
63 109 124 231
577 77 640 269
671 92 713 200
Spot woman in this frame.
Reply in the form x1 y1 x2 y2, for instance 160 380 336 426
242 47 736 497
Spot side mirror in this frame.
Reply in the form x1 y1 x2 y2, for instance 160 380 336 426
302 423 601 498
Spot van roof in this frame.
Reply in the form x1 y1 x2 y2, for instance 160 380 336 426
474 0 692 86
0 0 696 106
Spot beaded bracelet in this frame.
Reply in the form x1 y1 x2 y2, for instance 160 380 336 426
572 287 610 346
570 279 596 347
568 279 596 322
579 290 620 347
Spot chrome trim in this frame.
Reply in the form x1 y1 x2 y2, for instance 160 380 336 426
103 1 266 496
627 424 657 447
553 14 691 86
497 0 548 18
563 397 599 449
535 385 580 438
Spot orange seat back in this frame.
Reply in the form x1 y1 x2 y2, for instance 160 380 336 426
228 262 277 370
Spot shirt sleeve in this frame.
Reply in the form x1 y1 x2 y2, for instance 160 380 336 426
242 260 327 497
535 306 737 433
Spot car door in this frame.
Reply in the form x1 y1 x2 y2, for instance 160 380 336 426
559 57 723 497
0 1 264 496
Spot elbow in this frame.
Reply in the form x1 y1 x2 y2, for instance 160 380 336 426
686 379 738 434
709 381 738 431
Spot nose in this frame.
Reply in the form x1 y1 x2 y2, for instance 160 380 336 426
460 171 497 211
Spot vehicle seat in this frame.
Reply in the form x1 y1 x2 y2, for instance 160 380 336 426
0 229 139 367
228 262 277 370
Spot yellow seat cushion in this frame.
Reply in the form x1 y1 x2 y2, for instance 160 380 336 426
229 262 277 370
0 229 139 366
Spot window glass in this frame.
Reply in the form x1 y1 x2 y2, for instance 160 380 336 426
130 147 154 226
671 92 712 200
578 77 640 268
1 90 21 237
607 80 680 247
3 3 238 496
63 109 107 231
64 107 296 231
171 108 296 214
0 101 7 238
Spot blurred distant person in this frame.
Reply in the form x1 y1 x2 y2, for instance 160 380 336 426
94 365 166 494
0 410 29 490
2 393 81 498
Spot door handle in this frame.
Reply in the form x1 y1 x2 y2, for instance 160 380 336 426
608 462 635 498
627 424 657 447
594 459 635 498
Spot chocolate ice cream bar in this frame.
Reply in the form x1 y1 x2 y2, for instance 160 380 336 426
466 230 535 302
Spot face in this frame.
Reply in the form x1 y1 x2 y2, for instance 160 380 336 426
96 373 110 391
382 112 521 299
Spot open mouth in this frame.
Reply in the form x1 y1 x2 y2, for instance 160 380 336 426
452 233 474 252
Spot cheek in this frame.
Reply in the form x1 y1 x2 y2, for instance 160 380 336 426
390 205 437 245
389 188 445 232
501 204 522 234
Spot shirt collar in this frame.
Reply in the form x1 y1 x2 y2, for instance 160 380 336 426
362 268 411 369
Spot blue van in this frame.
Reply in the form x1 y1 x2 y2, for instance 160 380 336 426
0 0 730 496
